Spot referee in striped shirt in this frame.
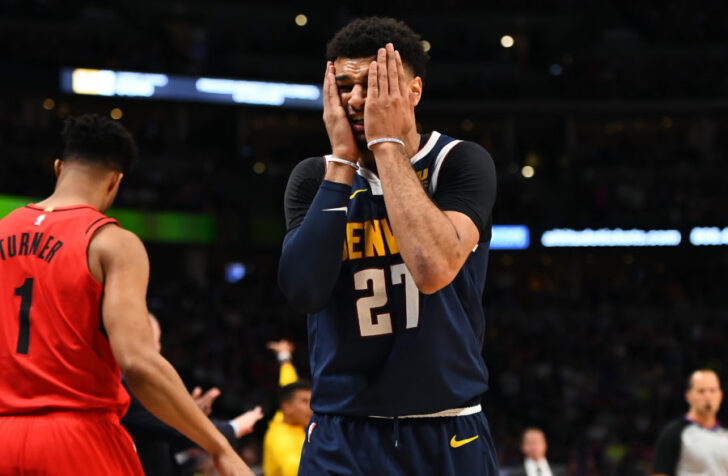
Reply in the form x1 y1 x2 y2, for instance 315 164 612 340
652 369 728 476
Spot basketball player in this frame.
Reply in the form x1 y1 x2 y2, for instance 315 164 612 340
278 17 498 475
0 114 251 475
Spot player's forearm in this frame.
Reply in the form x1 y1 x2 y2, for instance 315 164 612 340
375 145 465 293
123 351 233 458
278 180 351 312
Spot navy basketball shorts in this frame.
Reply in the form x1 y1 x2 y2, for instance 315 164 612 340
298 409 498 475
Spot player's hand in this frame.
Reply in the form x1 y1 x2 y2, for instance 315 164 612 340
266 339 295 356
364 43 416 152
212 448 255 476
231 405 264 438
323 61 358 160
191 386 221 416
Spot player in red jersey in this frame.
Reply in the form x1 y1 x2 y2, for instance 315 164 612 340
0 114 252 476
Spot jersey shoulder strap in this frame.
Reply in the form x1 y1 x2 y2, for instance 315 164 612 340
411 131 464 195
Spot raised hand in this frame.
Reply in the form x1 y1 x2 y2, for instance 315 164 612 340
323 61 359 160
191 386 221 416
231 405 264 438
266 339 295 356
364 43 416 150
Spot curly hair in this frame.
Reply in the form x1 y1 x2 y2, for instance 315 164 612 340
61 114 138 173
326 17 430 79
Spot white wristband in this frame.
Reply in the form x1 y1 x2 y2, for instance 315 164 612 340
229 419 240 437
367 137 405 150
326 156 359 170
277 350 292 362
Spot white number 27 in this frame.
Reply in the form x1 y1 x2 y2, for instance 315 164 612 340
353 263 420 337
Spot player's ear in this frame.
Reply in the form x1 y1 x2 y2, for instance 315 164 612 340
53 159 63 178
109 172 123 192
408 77 423 107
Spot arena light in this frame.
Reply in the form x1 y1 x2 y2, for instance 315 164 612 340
500 35 514 48
491 225 529 250
521 165 535 178
225 263 247 283
689 227 728 246
69 68 169 97
61 68 323 109
541 228 682 247
195 77 320 106
295 14 308 27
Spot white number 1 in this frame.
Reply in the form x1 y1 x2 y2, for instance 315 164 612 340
354 264 420 337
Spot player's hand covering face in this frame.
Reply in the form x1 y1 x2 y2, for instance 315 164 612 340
364 43 417 148
323 61 359 161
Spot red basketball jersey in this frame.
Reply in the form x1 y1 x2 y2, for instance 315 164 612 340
0 204 129 417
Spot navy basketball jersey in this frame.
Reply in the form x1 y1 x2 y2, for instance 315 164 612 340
309 131 491 417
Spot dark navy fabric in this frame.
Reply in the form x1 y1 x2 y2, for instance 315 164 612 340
279 180 351 313
298 412 498 476
307 131 492 417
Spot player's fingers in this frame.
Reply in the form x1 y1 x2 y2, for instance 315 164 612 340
395 50 408 98
322 64 331 112
327 63 346 109
328 64 340 101
386 43 398 96
191 386 202 399
204 387 221 401
368 60 378 98
323 63 335 108
376 47 388 96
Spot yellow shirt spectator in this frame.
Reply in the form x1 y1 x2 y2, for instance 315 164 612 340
263 415 306 476
271 362 299 423
263 342 312 476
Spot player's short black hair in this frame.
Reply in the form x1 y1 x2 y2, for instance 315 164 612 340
279 380 312 405
61 114 138 174
326 17 430 79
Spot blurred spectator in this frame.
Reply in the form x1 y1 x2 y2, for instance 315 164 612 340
503 427 567 476
121 313 264 476
262 340 312 476
652 370 728 476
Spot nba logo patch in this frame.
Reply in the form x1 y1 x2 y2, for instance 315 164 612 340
34 214 46 226
307 422 317 443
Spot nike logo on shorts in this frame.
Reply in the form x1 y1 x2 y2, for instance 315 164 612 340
450 434 479 448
